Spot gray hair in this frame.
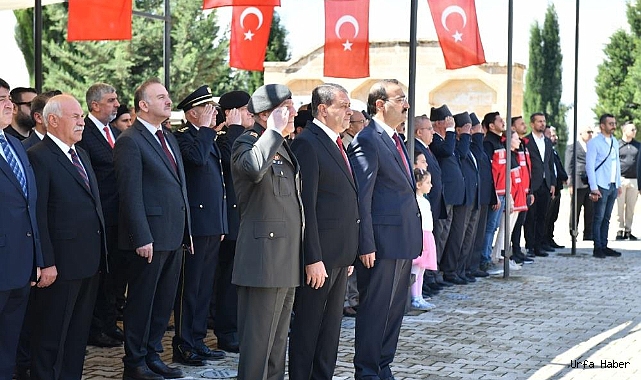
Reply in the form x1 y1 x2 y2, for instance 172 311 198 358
86 83 116 111
42 95 64 128
311 83 348 118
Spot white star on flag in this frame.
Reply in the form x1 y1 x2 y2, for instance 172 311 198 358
244 30 255 40
342 39 353 51
452 30 463 42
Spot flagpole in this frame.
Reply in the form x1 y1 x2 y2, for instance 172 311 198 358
132 0 172 92
503 0 514 278
34 0 42 92
407 0 419 161
571 0 580 255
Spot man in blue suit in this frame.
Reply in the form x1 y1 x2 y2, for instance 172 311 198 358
0 78 43 380
348 79 422 380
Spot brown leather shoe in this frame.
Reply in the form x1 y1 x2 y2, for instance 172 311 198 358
343 306 357 317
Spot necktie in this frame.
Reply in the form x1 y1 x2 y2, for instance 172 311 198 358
103 126 115 148
336 136 352 175
0 133 28 197
392 133 411 178
69 148 90 190
156 130 177 174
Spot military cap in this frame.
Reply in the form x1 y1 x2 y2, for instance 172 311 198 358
177 85 216 112
219 90 251 111
470 112 480 126
430 104 452 122
454 111 472 128
248 84 292 114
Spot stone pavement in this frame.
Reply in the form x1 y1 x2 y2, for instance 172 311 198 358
83 192 641 380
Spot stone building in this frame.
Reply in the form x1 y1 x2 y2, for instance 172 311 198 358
264 40 525 117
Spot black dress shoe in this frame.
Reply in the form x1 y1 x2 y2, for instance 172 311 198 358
426 282 443 291
593 248 606 258
123 365 164 380
540 245 555 252
436 279 454 287
616 230 625 240
105 326 125 342
172 345 205 366
470 269 489 277
534 250 549 257
146 359 183 379
194 344 226 360
88 332 122 348
603 247 622 257
628 232 638 241
549 240 565 249
526 249 536 258
464 274 477 282
443 275 467 285
217 339 240 353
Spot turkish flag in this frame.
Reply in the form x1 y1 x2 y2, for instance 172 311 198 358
324 0 369 78
68 0 132 41
204 0 280 9
427 0 486 69
230 6 274 71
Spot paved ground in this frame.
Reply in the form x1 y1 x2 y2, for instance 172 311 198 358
83 191 641 379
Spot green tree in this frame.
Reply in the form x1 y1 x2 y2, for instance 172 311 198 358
523 4 567 158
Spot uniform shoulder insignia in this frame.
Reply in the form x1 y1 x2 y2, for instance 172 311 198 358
217 130 227 136
249 131 259 138
177 126 189 132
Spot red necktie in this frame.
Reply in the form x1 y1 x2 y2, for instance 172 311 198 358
392 133 411 178
155 130 177 174
103 126 115 148
336 136 352 175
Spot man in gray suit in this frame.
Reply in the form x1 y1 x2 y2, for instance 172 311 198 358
566 125 594 240
114 78 191 380
231 84 303 380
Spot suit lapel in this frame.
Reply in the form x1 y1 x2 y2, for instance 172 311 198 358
526 133 542 160
136 122 180 182
374 121 413 186
78 147 100 200
43 137 94 198
85 117 113 151
308 122 355 189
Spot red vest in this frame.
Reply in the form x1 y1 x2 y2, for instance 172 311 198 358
516 150 532 194
510 166 528 212
491 148 507 195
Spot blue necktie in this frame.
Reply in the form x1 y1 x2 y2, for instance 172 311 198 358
0 133 28 197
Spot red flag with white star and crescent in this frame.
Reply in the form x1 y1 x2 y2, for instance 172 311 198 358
230 5 274 71
427 0 486 69
68 0 132 41
324 0 369 78
203 0 280 8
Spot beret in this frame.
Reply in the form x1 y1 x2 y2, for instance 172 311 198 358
470 112 480 126
219 90 251 111
114 104 131 121
177 85 216 112
454 111 472 128
248 84 292 114
429 104 452 121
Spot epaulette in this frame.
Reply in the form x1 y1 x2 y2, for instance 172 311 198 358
177 126 189 133
217 130 227 136
249 131 259 138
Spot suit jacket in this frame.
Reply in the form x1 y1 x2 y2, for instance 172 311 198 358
411 138 445 220
348 120 422 260
113 120 191 251
0 133 43 291
430 130 465 206
231 123 303 288
174 122 228 237
565 143 588 189
470 132 497 206
291 121 359 270
21 132 42 150
524 133 556 192
217 124 246 240
27 136 105 280
456 133 480 208
552 147 568 192
77 117 121 226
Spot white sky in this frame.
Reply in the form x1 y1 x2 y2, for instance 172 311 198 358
0 0 630 131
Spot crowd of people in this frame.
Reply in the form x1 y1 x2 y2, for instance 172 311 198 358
0 75 637 380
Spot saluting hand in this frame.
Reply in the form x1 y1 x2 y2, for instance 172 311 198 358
267 106 290 137
198 103 215 128
227 108 242 126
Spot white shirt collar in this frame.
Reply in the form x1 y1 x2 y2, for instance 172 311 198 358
374 118 397 139
88 113 109 129
313 118 340 142
137 117 161 136
33 130 45 140
47 133 74 159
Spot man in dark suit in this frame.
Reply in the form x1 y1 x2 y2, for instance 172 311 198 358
430 105 467 285
6 87 37 141
566 125 594 240
524 112 556 257
544 126 568 248
348 79 422 380
76 83 125 349
231 84 303 380
114 78 191 380
0 78 43 380
210 90 253 354
27 94 106 380
22 91 60 150
171 85 227 365
288 84 359 380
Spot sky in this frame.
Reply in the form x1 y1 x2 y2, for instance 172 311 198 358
0 0 631 132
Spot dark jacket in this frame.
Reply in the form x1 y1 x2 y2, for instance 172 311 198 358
430 130 465 206
619 138 640 178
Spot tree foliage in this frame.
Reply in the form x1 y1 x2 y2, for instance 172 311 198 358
523 4 567 158
13 1 290 108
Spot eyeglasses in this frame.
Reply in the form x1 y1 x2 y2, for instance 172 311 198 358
13 101 32 107
385 96 407 105
350 120 366 125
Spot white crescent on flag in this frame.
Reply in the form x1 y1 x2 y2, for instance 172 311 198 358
240 7 264 40
335 15 359 51
441 5 467 31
